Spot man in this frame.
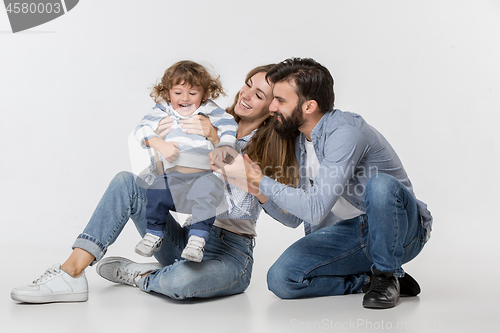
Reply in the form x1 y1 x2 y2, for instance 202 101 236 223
212 57 432 309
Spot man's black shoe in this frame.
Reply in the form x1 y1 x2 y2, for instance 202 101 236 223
362 268 400 309
399 272 420 297
362 271 420 297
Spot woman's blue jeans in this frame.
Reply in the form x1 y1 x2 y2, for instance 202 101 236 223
267 173 427 299
72 171 254 300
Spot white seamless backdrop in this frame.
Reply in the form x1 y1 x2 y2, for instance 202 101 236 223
1 1 499 333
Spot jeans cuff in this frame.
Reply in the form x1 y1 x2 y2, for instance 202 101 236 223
393 269 405 278
73 233 106 266
145 228 164 238
188 229 210 241
137 275 148 291
371 264 405 278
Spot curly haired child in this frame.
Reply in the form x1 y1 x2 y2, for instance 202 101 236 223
134 60 237 262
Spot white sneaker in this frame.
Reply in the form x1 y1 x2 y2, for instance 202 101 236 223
95 256 163 288
11 264 88 303
135 233 162 257
181 235 206 262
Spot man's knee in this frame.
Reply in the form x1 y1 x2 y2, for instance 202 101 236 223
365 173 401 204
151 271 193 300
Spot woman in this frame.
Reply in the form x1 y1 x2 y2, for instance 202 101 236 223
11 64 297 302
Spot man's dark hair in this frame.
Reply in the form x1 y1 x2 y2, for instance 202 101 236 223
266 58 335 113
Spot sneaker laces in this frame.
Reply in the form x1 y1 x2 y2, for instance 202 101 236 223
116 268 141 287
33 265 61 285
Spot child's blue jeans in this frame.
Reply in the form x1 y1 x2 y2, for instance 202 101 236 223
145 171 224 241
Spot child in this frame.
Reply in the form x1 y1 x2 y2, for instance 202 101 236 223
134 60 237 262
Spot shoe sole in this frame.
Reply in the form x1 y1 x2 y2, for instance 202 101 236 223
11 291 88 303
180 252 203 262
362 300 396 309
134 248 154 257
134 247 161 257
362 295 400 309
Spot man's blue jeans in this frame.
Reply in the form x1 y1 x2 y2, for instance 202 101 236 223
267 173 428 299
73 171 254 300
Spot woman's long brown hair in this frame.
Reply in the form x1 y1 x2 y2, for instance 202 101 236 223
226 65 299 187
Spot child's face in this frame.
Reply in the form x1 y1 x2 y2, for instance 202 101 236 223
168 83 206 117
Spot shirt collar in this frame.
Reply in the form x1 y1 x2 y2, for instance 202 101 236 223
238 129 257 143
310 109 337 140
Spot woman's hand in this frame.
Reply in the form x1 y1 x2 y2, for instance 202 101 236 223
181 115 220 146
209 146 234 166
155 116 174 139
211 148 264 187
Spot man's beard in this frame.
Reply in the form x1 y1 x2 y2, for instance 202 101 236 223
273 104 304 140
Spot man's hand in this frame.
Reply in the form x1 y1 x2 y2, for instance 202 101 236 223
211 149 269 202
241 154 268 203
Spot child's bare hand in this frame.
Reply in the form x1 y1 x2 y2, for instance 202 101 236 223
157 141 179 163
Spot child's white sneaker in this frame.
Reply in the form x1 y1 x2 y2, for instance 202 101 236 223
11 264 88 303
181 235 206 262
135 233 162 257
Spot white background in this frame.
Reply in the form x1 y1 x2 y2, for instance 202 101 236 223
1 1 499 332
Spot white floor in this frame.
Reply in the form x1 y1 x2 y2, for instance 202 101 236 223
4 213 500 333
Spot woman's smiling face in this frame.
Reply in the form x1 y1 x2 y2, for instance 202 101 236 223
234 71 273 121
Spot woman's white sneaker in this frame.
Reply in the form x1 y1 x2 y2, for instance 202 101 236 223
95 256 163 287
11 264 88 303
